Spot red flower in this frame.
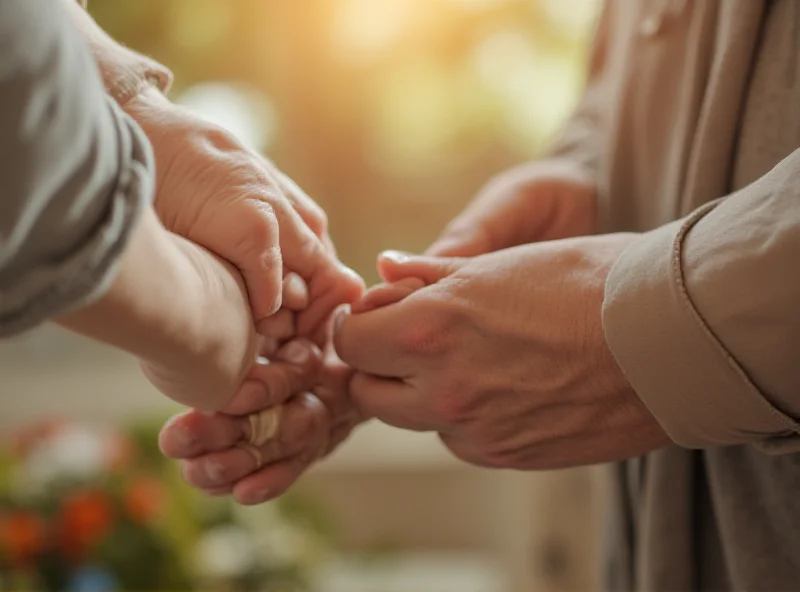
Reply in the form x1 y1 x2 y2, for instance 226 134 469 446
58 490 114 561
0 511 48 566
124 477 165 525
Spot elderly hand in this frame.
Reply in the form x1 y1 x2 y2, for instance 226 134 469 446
427 161 597 257
124 87 363 333
155 279 427 503
157 341 362 504
334 236 670 470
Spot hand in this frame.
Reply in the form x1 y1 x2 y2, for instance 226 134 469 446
427 161 597 257
157 342 362 505
124 88 363 333
137 231 258 411
156 279 425 504
334 236 670 471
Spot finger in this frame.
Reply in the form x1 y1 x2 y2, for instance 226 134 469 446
321 414 363 458
332 298 426 377
232 453 317 505
314 346 358 422
202 486 234 497
248 182 363 336
282 272 309 311
159 410 244 459
181 393 329 490
351 277 426 314
348 372 436 431
202 199 284 320
256 309 296 342
224 340 323 415
377 251 465 285
272 168 338 255
295 262 364 339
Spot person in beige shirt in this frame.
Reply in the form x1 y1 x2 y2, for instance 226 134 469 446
168 1 800 590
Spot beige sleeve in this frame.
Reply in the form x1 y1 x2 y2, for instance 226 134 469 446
603 150 800 453
541 0 612 179
0 0 154 336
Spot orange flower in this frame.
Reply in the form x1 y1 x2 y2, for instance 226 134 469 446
0 511 48 566
58 490 114 560
124 477 165 524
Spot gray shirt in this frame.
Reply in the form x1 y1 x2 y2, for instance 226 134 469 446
0 0 153 336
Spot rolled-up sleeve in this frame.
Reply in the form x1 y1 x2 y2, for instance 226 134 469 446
602 151 800 453
0 0 154 336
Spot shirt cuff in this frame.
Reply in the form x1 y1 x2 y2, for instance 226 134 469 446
601 202 800 452
0 99 154 336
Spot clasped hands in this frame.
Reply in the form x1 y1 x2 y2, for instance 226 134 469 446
142 88 670 506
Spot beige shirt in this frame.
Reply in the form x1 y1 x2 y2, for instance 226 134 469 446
548 0 800 589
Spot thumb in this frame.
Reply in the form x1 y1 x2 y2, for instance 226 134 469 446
377 251 465 285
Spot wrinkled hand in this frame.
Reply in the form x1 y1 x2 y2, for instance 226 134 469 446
334 236 670 470
124 87 363 333
427 161 597 257
157 341 362 505
156 279 427 504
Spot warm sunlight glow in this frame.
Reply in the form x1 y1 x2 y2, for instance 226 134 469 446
331 0 418 64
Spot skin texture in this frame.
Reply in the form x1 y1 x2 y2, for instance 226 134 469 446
335 239 669 470
159 162 663 499
58 208 256 412
125 88 364 334
158 280 422 505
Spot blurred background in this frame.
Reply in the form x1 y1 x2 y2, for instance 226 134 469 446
0 1 604 590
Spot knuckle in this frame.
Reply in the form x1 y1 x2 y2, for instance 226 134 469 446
428 379 471 423
397 300 460 358
297 233 325 264
306 206 328 237
234 202 280 258
202 125 241 152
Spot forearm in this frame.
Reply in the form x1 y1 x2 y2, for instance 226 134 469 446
56 208 209 368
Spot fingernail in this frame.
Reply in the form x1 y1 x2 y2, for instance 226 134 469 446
339 264 363 281
278 340 310 365
333 306 349 333
205 460 224 484
284 272 307 296
380 250 412 264
243 488 271 505
163 415 192 449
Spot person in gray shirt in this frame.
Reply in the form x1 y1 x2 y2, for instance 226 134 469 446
1 0 362 417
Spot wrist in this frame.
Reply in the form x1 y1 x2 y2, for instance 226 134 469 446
56 209 209 368
63 0 173 106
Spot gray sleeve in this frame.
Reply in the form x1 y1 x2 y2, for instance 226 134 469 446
0 0 155 336
602 150 800 454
